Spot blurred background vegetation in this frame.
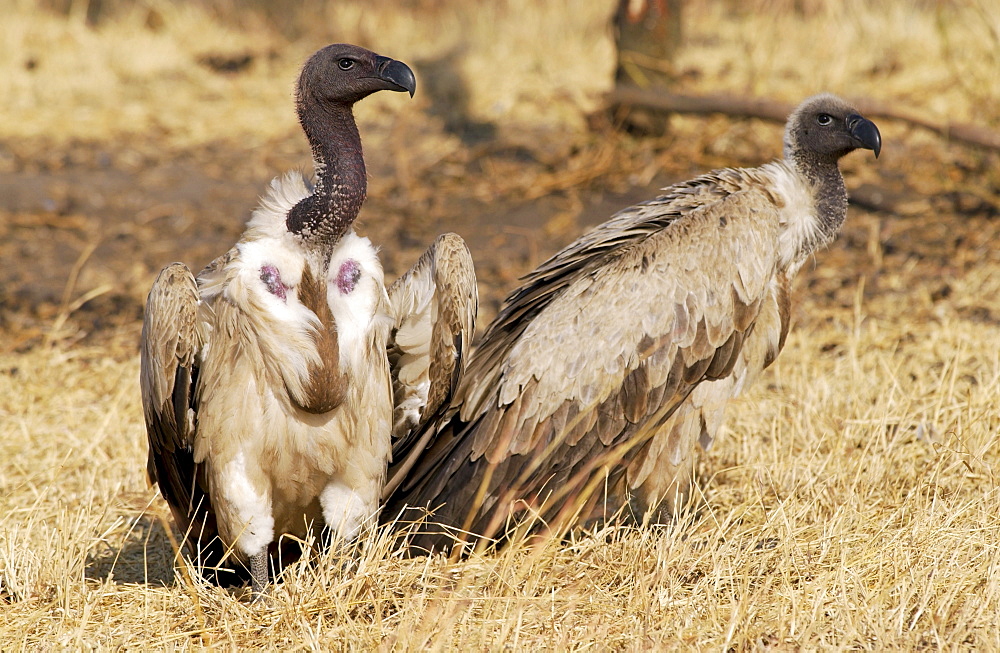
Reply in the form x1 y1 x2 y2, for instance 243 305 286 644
1 0 998 346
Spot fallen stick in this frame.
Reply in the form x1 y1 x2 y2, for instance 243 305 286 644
608 87 1000 151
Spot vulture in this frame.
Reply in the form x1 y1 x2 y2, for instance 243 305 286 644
383 94 882 553
141 43 475 597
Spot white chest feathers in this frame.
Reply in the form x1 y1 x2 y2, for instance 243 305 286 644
325 231 393 368
234 229 391 370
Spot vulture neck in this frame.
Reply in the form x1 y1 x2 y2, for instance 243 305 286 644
789 149 849 251
286 97 367 260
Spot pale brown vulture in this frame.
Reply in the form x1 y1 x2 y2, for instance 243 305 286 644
383 94 881 553
140 44 475 598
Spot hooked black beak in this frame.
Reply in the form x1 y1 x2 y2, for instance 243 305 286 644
374 55 416 98
847 113 881 159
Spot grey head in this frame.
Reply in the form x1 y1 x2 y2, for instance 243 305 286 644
780 94 882 257
784 93 881 165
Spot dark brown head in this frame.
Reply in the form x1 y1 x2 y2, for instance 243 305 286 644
297 43 416 109
784 94 881 165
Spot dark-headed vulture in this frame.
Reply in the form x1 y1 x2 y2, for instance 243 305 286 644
141 43 476 597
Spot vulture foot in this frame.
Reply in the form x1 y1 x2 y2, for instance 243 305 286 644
249 551 269 603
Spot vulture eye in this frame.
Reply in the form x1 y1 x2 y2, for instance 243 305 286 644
816 113 833 126
338 58 355 71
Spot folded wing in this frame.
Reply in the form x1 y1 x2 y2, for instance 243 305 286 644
384 185 787 550
139 263 212 542
383 233 478 499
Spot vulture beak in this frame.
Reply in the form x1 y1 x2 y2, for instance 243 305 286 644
374 55 417 97
847 113 881 158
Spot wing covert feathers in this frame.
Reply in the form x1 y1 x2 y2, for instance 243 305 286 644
140 263 205 529
384 233 478 498
464 189 780 464
384 176 797 551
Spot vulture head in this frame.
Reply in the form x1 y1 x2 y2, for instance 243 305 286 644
298 43 416 108
287 44 416 248
784 94 881 165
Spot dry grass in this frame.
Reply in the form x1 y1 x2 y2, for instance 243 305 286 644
3 0 1000 649
0 0 617 145
4 245 1000 648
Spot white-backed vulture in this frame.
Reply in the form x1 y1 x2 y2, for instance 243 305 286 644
140 44 426 598
383 94 882 553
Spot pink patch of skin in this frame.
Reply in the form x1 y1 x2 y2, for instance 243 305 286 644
259 264 288 302
336 259 361 294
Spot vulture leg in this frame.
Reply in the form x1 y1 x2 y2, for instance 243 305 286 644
320 480 374 544
249 551 269 601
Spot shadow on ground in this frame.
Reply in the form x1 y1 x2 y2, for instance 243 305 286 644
86 514 177 586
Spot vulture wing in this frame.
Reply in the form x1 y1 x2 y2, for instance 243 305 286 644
139 263 214 549
384 181 788 550
383 233 478 499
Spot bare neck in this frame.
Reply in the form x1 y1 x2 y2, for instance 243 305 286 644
285 98 367 256
789 148 848 249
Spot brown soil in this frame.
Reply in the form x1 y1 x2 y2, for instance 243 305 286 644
2 118 999 353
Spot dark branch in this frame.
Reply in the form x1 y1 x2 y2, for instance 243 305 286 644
608 88 1000 152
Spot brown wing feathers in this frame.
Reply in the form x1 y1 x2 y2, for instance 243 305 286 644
140 264 243 582
382 233 477 499
140 264 202 519
382 191 785 550
424 234 477 418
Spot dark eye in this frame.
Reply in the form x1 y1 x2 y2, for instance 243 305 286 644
338 58 355 71
816 113 833 126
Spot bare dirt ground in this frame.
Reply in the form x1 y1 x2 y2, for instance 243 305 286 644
0 132 648 345
2 120 996 351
